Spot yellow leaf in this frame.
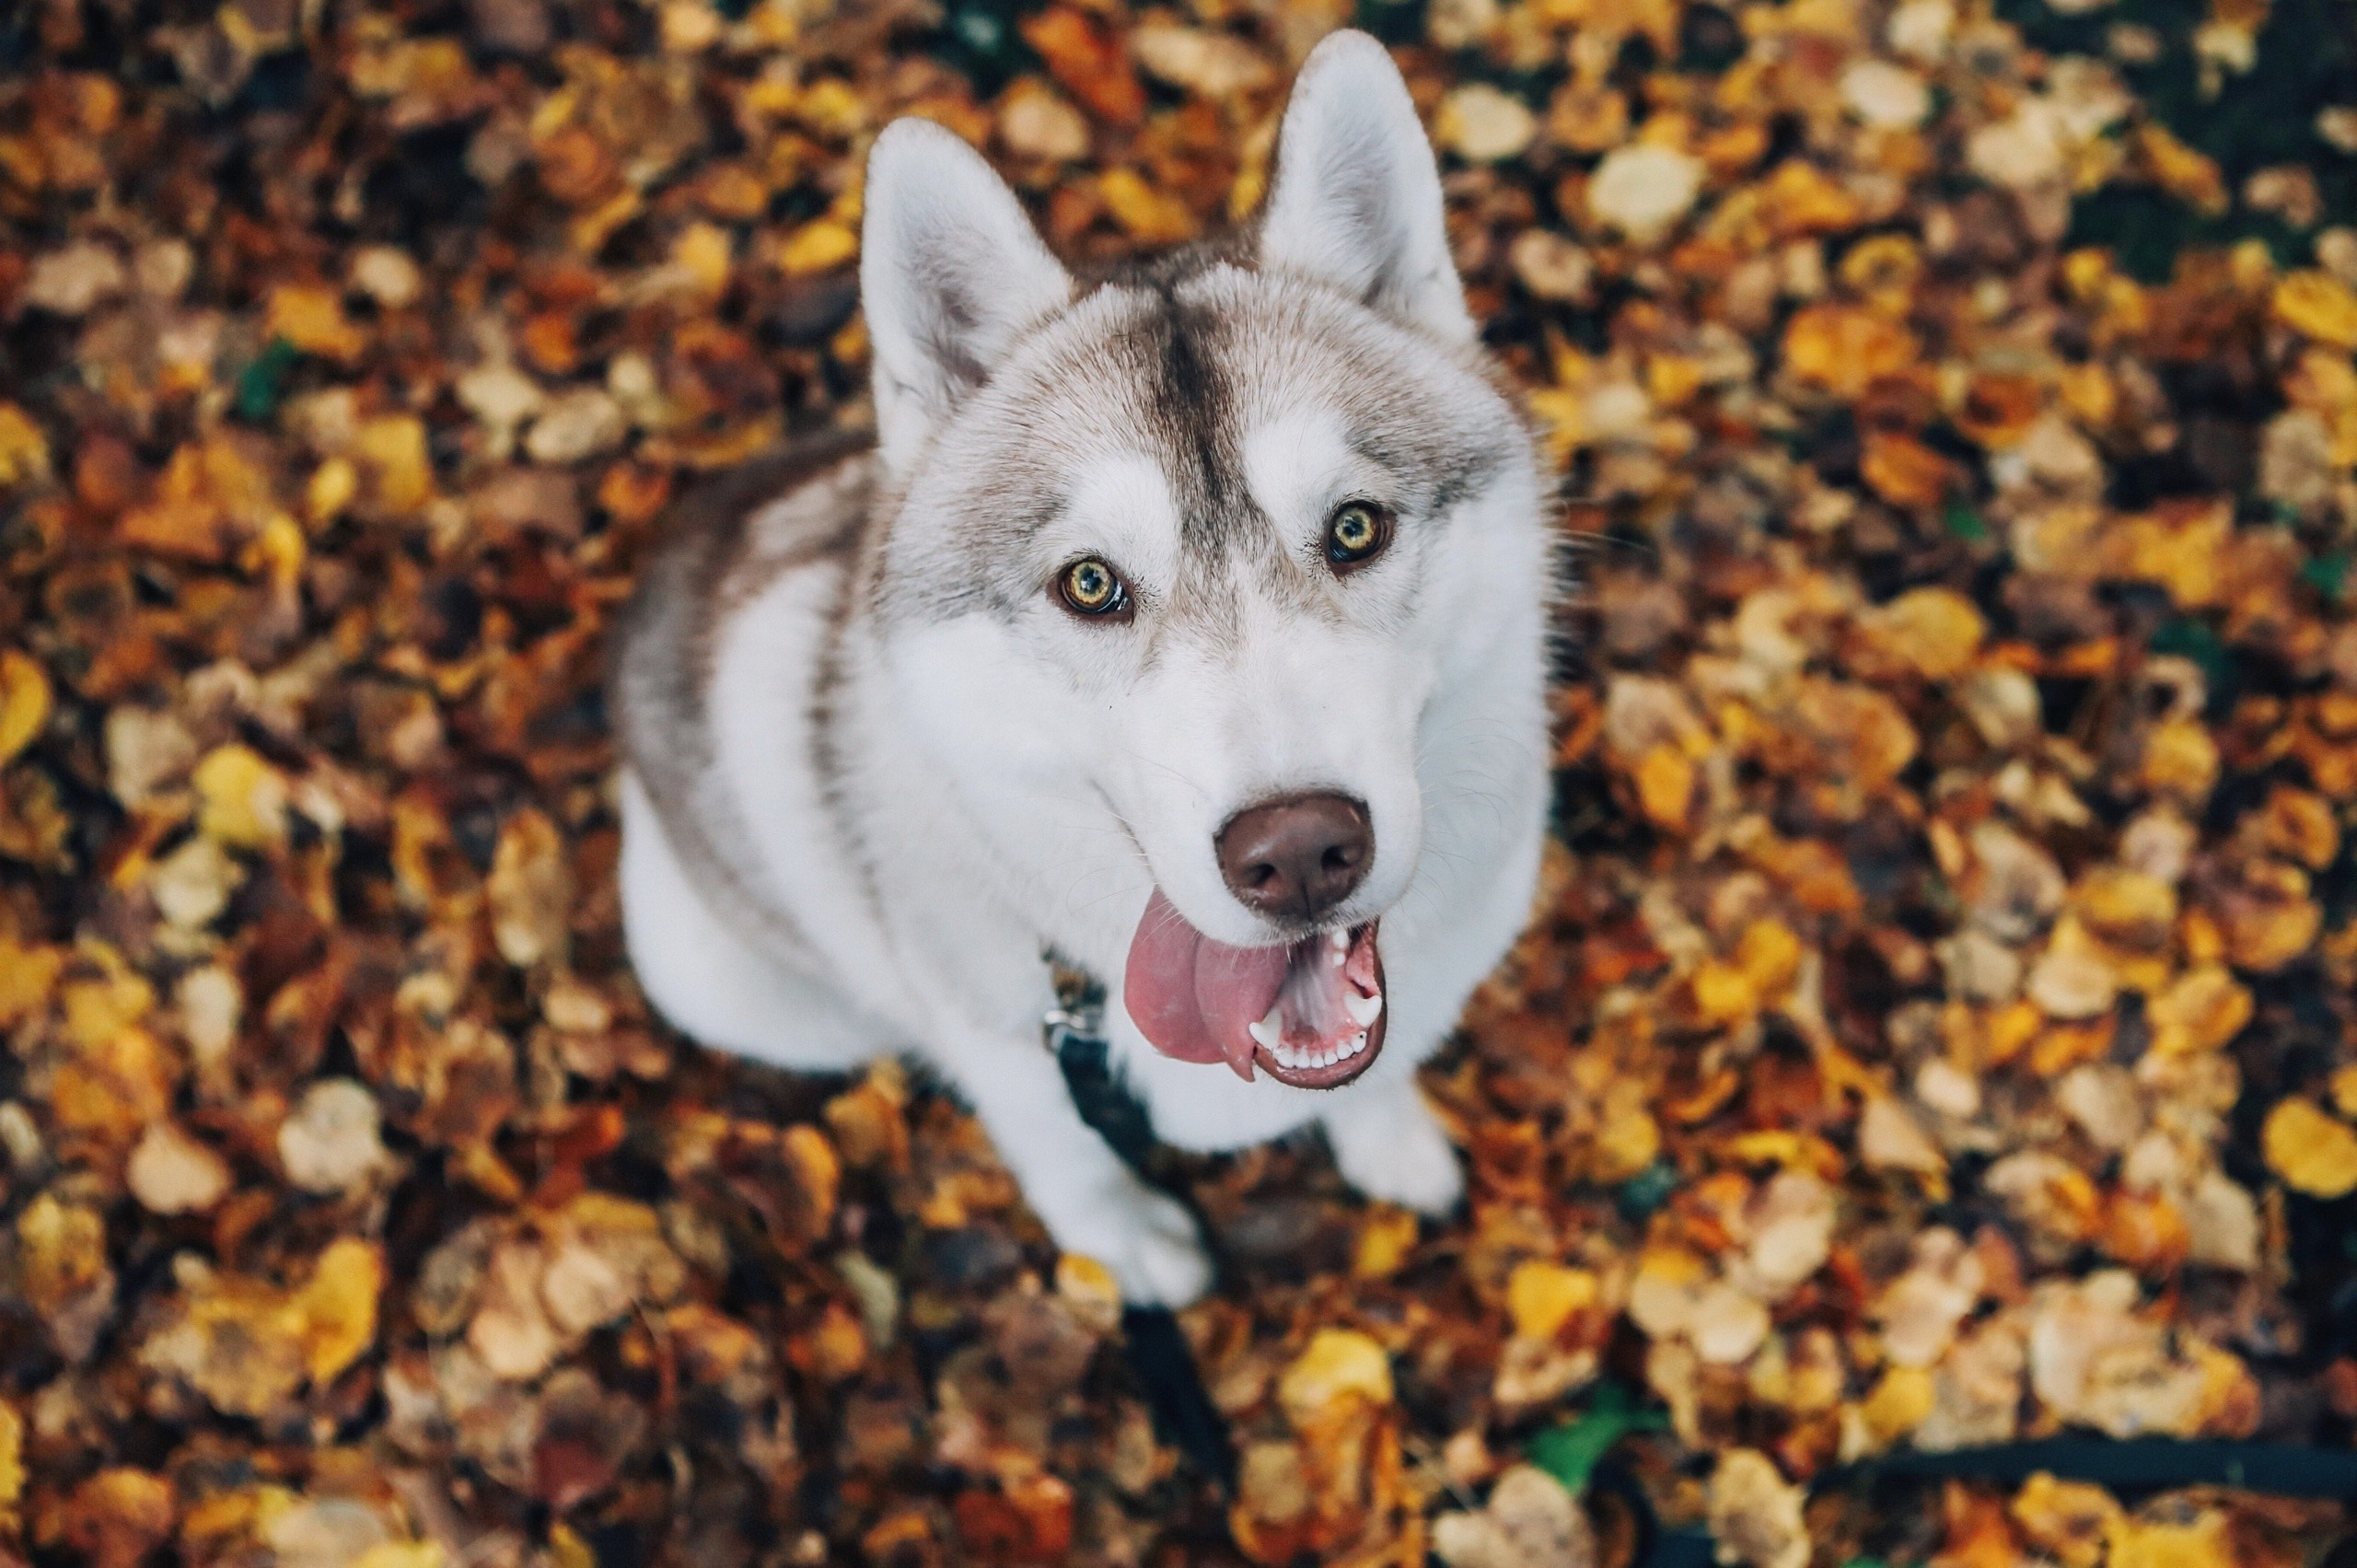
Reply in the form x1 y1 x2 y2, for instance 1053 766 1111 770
2262 1099 2357 1199
1054 1253 1120 1330
50 1025 172 1145
2058 363 2116 428
784 1123 841 1231
1505 1261 1597 1342
0 939 59 1029
548 1523 598 1568
0 404 50 489
61 959 153 1047
1097 168 1196 246
2137 123 2227 216
355 414 433 515
1525 388 1585 467
1759 157 1862 235
1857 587 1985 679
1736 920 1803 995
793 77 867 139
1226 157 1266 223
0 651 52 766
2010 1471 2121 1568
1646 354 1704 409
243 512 306 590
488 807 570 966
775 219 857 276
1691 959 1759 1025
1723 1130 1823 1170
192 744 286 848
670 221 733 292
1782 304 1920 400
17 1194 107 1315
1593 1100 1662 1181
0 1400 22 1521
2146 966 2250 1056
353 1546 447 1568
1859 1365 1933 1444
2139 717 2218 804
2107 1510 2234 1568
2271 271 2357 350
1277 1328 1393 1423
267 284 367 361
1352 1205 1420 1280
296 1237 384 1383
1634 744 1695 831
307 457 358 524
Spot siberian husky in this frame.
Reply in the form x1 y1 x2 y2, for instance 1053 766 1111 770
612 30 1555 1304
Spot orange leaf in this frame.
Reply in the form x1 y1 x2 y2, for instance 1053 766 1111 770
1019 8 1144 127
1860 429 1952 508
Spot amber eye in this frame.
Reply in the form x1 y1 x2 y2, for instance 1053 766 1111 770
1057 556 1131 619
1324 502 1392 572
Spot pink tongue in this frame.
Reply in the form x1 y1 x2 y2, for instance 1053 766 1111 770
1123 889 1292 1080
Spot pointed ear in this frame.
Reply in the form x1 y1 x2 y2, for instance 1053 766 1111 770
1257 30 1473 343
860 119 1073 473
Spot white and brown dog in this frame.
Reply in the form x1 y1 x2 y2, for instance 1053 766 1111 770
612 29 1554 1303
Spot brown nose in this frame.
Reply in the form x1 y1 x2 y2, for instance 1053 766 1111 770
1216 793 1373 923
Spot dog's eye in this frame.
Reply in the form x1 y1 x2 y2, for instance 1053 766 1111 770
1324 503 1392 573
1056 556 1131 619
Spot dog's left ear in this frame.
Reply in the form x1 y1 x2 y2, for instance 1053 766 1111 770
861 119 1074 474
1258 30 1474 344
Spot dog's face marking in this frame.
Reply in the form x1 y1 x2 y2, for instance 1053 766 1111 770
860 35 1543 960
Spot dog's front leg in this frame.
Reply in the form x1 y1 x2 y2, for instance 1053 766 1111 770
935 1026 1212 1306
1323 1075 1464 1215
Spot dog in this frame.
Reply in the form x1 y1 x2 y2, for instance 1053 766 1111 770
611 29 1554 1304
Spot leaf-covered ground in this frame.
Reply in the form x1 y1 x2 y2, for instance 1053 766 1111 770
4 0 2357 1562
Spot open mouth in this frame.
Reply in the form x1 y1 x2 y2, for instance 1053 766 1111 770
1121 889 1386 1088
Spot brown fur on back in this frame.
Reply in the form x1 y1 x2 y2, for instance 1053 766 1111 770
611 426 876 957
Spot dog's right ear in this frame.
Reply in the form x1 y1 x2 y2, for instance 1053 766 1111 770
860 119 1073 476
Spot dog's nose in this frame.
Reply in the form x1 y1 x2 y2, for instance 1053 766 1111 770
1216 793 1372 922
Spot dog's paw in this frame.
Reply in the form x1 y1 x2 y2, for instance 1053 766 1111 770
1329 1093 1464 1215
1062 1179 1213 1307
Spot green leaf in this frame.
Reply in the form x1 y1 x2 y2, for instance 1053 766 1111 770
1616 1159 1679 1220
2301 551 2351 602
234 337 300 424
1525 1381 1667 1493
2150 618 2233 716
1942 500 1989 541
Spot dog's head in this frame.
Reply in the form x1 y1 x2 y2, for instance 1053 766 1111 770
860 32 1547 1086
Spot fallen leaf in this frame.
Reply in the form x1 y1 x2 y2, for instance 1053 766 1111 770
2263 1098 2357 1198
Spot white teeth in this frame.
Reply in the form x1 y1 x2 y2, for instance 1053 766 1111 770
1329 928 1350 951
1257 1011 1379 1074
1343 991 1384 1027
1263 1033 1373 1074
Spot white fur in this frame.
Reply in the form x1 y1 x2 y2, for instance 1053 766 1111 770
618 32 1551 1304
861 119 1074 477
1258 31 1476 343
